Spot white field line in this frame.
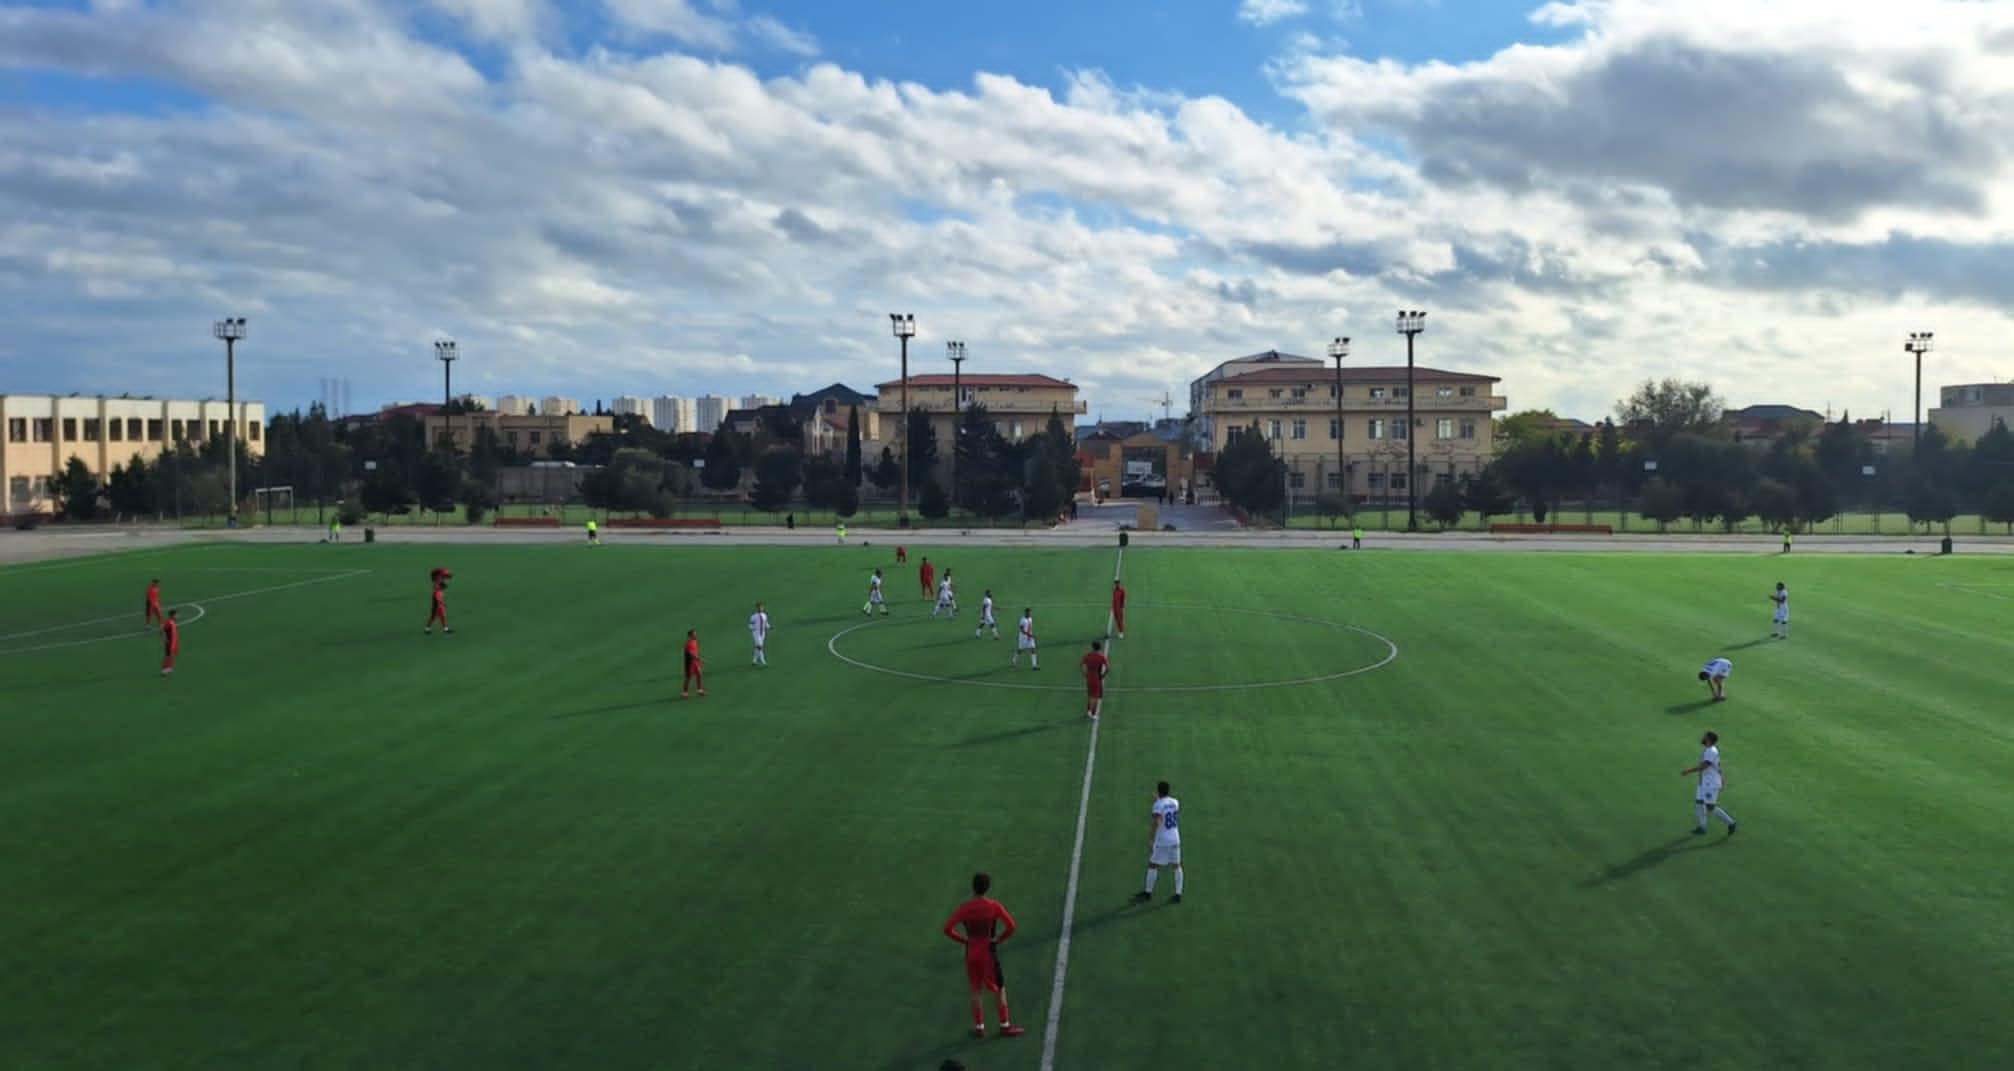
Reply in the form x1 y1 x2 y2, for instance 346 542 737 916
1041 545 1123 1071
0 569 370 655
0 546 179 577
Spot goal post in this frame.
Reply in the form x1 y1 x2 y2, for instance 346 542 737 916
252 485 295 524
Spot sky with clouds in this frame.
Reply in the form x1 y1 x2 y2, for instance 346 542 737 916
2 0 2012 425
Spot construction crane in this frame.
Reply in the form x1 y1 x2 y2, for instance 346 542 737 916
1143 391 1176 423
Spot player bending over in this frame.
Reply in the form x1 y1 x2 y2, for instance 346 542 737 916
1681 730 1738 836
975 590 999 639
1081 640 1110 719
748 602 770 666
943 872 1024 1039
1699 657 1732 701
1132 781 1184 904
1011 609 1038 669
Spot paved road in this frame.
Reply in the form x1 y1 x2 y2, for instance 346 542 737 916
5 522 2009 565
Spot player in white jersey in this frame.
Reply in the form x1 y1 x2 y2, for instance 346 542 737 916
932 571 959 618
1770 582 1789 639
747 603 771 666
1681 730 1737 836
1698 657 1732 701
1132 781 1184 904
1011 609 1038 668
862 569 888 616
975 590 999 639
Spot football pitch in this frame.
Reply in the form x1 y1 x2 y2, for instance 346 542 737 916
4 539 2013 1070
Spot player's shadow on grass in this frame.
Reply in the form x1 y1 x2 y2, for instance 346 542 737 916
941 721 1071 749
1665 699 1716 715
550 698 664 719
1581 834 1721 888
1723 638 1771 651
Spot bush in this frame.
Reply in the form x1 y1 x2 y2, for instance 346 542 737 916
919 480 950 520
337 502 366 526
465 500 489 525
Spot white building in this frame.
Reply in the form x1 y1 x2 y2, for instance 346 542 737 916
4 393 267 514
494 394 535 416
540 396 583 417
610 395 651 421
695 395 731 434
740 393 783 410
652 395 697 434
460 394 494 412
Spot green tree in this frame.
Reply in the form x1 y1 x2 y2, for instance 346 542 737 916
1423 477 1465 530
1981 481 2014 534
1314 493 1352 529
918 479 950 520
1750 477 1799 531
415 446 462 515
905 407 940 492
870 447 900 493
360 465 415 517
1463 468 1515 524
105 457 157 519
49 456 100 520
844 405 863 487
955 404 1016 516
750 446 803 512
1214 423 1286 517
1493 409 1563 454
1615 378 1727 449
1638 477 1684 530
700 432 742 492
1963 421 2014 507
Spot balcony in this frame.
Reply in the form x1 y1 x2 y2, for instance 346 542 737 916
1208 394 1505 413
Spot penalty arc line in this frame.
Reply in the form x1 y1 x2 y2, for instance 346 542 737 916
1041 545 1122 1071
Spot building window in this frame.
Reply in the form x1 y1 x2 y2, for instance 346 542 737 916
1436 471 1455 487
1227 388 1243 400
147 419 163 442
1329 418 1341 440
249 421 261 442
1393 420 1409 440
1437 386 1454 398
1436 418 1455 440
1268 388 1283 399
1370 388 1387 399
6 418 24 442
1329 384 1342 399
1226 426 1245 444
1395 387 1410 398
1459 386 1477 397
84 418 102 441
1368 472 1386 490
1368 419 1385 440
1327 471 1343 491
170 419 184 441
1267 419 1282 441
208 420 220 440
1288 471 1306 490
32 418 52 442
1290 387 1308 400
1391 473 1409 490
109 419 124 442
127 418 141 440
507 432 520 448
1460 420 1478 440
529 431 542 445
1010 420 1025 440
1291 419 1307 440
62 418 78 441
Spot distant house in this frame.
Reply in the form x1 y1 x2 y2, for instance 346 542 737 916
1728 404 1824 445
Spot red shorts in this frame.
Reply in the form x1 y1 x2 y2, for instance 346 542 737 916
684 658 701 675
1086 682 1104 699
964 950 1003 992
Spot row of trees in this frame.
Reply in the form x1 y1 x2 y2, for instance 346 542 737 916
1213 377 2014 532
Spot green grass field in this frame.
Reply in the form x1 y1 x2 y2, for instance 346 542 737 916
4 540 2013 1070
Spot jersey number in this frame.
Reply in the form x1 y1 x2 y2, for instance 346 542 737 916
1162 812 1179 830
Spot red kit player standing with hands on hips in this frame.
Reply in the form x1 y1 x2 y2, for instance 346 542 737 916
1111 579 1127 639
943 872 1025 1039
682 629 706 698
1082 640 1110 719
160 608 180 677
144 579 164 625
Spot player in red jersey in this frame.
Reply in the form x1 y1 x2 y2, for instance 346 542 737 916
1081 640 1110 720
943 872 1024 1039
144 579 164 625
920 557 935 598
1111 579 1127 639
425 578 452 635
682 629 706 698
895 545 908 564
160 609 180 677
430 566 453 586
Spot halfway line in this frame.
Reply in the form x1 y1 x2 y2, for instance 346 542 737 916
1041 544 1124 1071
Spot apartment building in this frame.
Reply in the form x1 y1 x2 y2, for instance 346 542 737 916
3 393 265 514
1930 382 2014 443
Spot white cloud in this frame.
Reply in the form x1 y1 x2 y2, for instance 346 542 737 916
745 15 817 56
1238 0 1309 27
430 0 547 42
603 0 738 51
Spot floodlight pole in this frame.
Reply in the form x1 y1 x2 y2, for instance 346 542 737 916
891 314 916 523
213 317 247 523
947 340 967 510
1396 310 1427 531
1904 331 1933 450
1327 336 1350 503
435 339 459 450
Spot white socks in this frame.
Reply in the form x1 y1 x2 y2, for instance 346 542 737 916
1143 870 1158 893
1697 803 1735 827
1713 807 1735 826
1173 869 1184 895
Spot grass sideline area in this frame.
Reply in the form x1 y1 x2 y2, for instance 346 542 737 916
3 543 2012 1070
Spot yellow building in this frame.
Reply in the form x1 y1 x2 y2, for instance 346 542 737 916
424 410 613 457
873 373 1087 475
1199 364 1504 500
3 394 265 515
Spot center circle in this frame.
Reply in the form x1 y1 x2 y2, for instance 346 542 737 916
825 601 1398 693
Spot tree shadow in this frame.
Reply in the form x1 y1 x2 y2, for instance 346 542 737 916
1580 834 1719 888
1665 699 1716 715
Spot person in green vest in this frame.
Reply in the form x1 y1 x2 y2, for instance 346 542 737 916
1351 524 1363 550
836 521 847 544
1781 529 1792 554
586 519 600 546
329 517 341 543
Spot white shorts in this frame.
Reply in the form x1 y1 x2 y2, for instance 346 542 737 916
751 635 766 648
1018 637 1037 651
1149 842 1182 867
870 591 884 604
1696 786 1721 805
1774 609 1789 623
981 613 995 626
